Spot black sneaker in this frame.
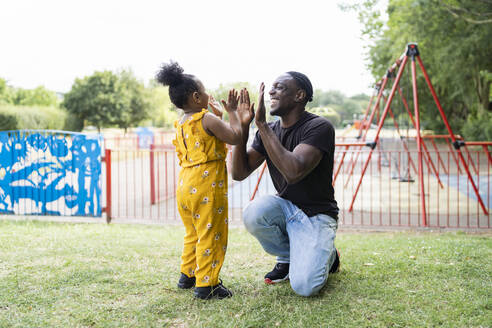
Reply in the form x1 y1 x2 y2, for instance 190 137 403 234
194 280 233 300
177 273 195 289
264 263 290 284
329 248 340 274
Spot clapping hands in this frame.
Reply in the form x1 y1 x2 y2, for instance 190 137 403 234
237 88 255 128
208 95 223 119
220 89 240 113
212 88 255 128
254 83 266 126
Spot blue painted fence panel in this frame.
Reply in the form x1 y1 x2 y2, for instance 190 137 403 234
0 130 103 217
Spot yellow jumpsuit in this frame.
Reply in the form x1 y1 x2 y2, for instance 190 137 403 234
172 109 229 287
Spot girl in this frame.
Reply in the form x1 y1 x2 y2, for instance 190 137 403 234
156 62 242 300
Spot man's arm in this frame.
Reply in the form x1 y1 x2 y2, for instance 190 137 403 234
231 126 265 181
257 123 322 184
231 89 264 181
254 83 323 184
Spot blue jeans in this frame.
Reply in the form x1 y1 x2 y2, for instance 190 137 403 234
243 195 338 297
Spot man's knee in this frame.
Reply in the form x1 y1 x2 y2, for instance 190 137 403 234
242 195 277 233
289 266 327 297
290 276 323 297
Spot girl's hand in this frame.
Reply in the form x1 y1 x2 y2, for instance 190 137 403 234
238 88 255 128
254 83 266 126
208 95 223 119
221 89 239 113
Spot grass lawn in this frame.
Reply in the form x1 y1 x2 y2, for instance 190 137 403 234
0 219 490 328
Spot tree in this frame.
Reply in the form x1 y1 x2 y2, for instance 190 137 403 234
307 106 341 126
147 81 178 128
307 89 368 126
350 93 371 102
63 71 123 131
210 82 259 107
63 70 151 132
13 86 58 107
116 70 152 132
308 90 345 109
209 82 259 122
0 78 59 107
0 78 8 104
0 78 15 104
440 0 492 25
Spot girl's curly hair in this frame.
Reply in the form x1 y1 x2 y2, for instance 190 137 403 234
156 61 200 108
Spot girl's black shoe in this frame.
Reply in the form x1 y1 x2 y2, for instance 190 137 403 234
194 280 232 300
177 273 195 289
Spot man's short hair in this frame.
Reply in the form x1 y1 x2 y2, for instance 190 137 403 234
286 71 313 103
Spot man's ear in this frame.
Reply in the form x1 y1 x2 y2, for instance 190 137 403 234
295 89 306 103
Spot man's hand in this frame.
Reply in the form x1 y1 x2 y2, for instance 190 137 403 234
221 89 239 113
237 88 255 128
208 95 223 119
254 83 266 126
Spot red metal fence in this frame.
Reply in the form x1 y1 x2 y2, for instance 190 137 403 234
102 142 491 229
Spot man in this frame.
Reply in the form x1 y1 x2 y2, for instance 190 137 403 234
232 72 339 297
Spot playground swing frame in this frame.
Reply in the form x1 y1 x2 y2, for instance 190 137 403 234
343 43 489 224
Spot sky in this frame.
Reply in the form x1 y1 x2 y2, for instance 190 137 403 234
0 0 380 97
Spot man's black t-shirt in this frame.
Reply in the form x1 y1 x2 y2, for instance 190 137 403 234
251 111 339 219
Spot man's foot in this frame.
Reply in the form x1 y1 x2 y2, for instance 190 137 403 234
264 263 290 284
177 273 195 289
329 248 340 273
194 280 233 300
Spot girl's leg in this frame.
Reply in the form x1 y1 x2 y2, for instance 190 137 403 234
177 199 197 278
192 171 228 287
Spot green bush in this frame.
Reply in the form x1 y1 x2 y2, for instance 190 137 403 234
462 111 492 141
307 106 341 127
0 112 18 130
63 112 84 132
0 105 67 130
154 107 179 128
13 86 59 107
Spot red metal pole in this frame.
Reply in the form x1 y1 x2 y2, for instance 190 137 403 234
411 56 427 226
465 141 492 146
428 137 448 175
417 55 488 216
462 144 480 175
444 137 463 174
483 145 492 166
357 90 377 138
105 149 112 223
385 99 418 175
333 145 349 185
464 142 492 165
345 77 389 186
349 55 409 212
397 85 444 188
250 162 267 201
150 144 156 205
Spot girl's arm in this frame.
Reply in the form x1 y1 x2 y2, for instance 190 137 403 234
202 89 242 145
